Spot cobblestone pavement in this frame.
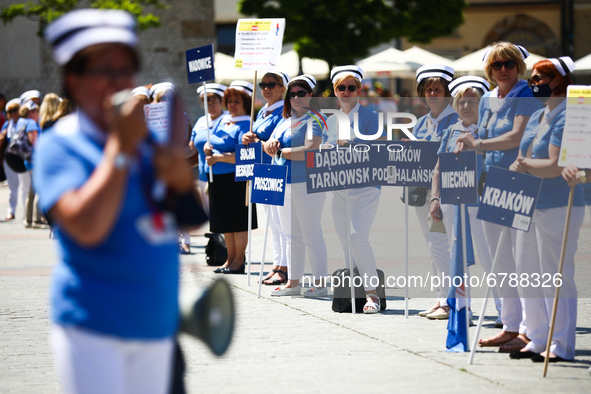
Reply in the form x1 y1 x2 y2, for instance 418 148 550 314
1 184 590 393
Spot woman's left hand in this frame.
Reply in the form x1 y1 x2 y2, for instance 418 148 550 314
205 154 217 166
509 157 527 173
454 133 476 153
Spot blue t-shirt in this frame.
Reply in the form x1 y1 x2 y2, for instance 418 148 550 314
205 117 249 175
477 81 542 171
23 118 40 170
520 105 584 209
33 111 179 339
246 104 284 164
271 111 325 184
191 112 229 181
413 106 459 142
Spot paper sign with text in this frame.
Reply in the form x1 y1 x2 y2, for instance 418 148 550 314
234 18 285 70
144 102 169 144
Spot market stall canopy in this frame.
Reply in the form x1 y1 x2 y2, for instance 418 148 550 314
400 46 454 70
357 47 413 78
453 46 546 76
573 53 591 75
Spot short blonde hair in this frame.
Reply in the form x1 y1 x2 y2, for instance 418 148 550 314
39 93 61 129
484 42 527 82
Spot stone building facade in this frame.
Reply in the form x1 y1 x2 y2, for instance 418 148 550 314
0 0 216 124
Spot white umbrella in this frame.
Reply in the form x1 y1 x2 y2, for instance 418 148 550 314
400 46 454 69
453 46 547 76
574 53 591 75
357 47 413 78
277 50 330 79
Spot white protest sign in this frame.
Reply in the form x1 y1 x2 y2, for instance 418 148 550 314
144 102 170 145
559 85 591 168
234 18 285 70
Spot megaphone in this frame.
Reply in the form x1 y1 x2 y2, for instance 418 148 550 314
179 278 235 356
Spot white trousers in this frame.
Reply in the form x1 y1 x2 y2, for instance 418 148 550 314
18 170 31 220
517 206 583 359
329 187 380 291
414 195 453 306
482 221 525 333
277 183 327 281
51 325 174 394
3 159 19 216
267 204 286 266
467 206 502 313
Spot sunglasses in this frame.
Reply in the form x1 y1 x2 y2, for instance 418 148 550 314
529 74 553 84
288 90 308 99
8 108 18 113
259 82 279 90
337 85 357 92
491 60 516 71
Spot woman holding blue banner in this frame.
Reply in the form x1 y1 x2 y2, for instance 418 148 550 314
264 74 328 297
204 80 258 274
508 57 585 362
325 65 383 313
411 64 459 320
430 77 501 326
241 71 290 286
190 83 229 213
455 42 542 351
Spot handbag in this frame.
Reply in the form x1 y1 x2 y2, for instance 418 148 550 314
399 186 428 207
332 267 386 313
6 122 33 162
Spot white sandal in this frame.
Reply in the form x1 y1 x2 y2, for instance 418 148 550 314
363 294 381 314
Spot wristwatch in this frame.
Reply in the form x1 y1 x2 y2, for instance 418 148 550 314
113 152 132 169
276 148 283 159
431 197 440 203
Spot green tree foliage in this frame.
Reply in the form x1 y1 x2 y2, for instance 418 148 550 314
1 0 167 32
238 0 467 67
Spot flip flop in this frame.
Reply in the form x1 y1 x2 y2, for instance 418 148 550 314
263 269 288 286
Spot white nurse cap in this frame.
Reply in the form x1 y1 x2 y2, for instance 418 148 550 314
197 83 228 97
45 9 137 66
19 90 41 104
481 44 530 62
330 65 364 84
290 74 317 90
549 56 576 76
266 71 290 86
131 86 150 98
229 80 254 96
416 64 455 84
449 76 490 97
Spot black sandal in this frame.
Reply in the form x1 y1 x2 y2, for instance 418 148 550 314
263 269 288 285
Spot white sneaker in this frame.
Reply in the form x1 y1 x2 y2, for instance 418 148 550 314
270 285 301 296
303 287 327 298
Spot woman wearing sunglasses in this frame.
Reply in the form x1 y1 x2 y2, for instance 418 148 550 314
455 42 542 351
325 65 383 313
1 99 24 221
264 74 328 297
508 57 584 362
410 64 459 320
242 71 290 286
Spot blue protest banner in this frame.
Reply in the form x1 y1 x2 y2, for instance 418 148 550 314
235 142 262 181
306 141 439 193
477 166 543 232
185 44 215 84
252 164 288 206
384 141 440 187
439 151 478 205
